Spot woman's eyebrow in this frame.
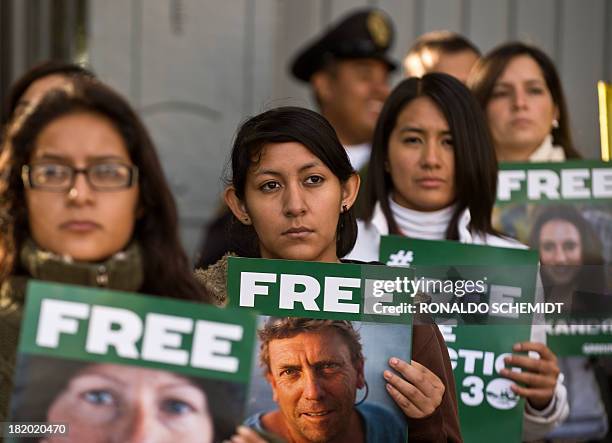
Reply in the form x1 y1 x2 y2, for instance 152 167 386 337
159 381 203 391
254 161 321 176
85 154 128 162
495 79 544 88
493 81 512 88
31 152 68 161
398 127 451 136
31 152 127 163
298 161 320 172
253 168 281 177
398 126 425 134
524 79 546 86
76 372 127 386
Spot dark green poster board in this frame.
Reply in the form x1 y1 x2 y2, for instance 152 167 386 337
227 257 415 442
7 281 256 442
495 160 612 356
380 236 539 443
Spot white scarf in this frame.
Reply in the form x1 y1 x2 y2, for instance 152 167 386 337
528 135 566 162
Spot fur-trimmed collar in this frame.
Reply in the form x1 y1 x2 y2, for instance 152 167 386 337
194 254 233 306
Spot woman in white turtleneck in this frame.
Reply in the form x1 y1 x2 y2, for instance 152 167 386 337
346 74 569 441
351 199 522 262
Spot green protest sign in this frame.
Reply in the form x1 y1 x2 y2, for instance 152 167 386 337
440 324 527 443
380 237 538 443
380 236 540 325
226 256 415 324
226 257 415 442
20 281 256 382
495 160 612 356
545 319 612 356
496 160 612 204
8 281 257 443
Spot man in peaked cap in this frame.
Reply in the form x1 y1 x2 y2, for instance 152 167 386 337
290 8 397 171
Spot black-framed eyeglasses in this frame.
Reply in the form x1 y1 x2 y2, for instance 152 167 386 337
22 163 139 192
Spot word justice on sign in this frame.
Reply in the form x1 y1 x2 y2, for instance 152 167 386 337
498 168 612 201
36 299 243 373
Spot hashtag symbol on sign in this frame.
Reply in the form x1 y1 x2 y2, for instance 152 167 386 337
386 250 414 267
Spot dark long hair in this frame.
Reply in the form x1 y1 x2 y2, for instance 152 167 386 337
227 106 358 258
362 73 498 240
468 42 580 159
2 60 95 126
0 78 211 302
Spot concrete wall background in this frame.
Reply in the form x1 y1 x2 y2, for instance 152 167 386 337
84 0 612 257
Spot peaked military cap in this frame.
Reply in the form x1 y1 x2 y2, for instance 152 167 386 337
290 8 397 82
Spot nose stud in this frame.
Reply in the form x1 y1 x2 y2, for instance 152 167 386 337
67 187 78 200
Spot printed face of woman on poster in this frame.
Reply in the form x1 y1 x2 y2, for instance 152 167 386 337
42 364 214 443
528 204 610 320
538 218 583 286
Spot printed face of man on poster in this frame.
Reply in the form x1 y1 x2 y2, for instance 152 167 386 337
259 319 366 443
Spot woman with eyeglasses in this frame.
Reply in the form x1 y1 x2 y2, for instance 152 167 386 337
197 106 461 442
0 78 213 423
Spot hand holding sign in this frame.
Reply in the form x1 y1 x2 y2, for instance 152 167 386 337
384 358 445 418
500 341 560 410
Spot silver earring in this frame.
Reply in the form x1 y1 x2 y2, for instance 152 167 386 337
552 119 559 129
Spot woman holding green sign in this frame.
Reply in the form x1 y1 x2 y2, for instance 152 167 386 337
471 43 610 441
0 78 214 426
347 73 569 441
212 106 462 442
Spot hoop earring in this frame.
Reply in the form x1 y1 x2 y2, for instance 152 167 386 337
355 381 369 406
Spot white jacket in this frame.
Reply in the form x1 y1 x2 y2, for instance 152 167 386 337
345 203 570 441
